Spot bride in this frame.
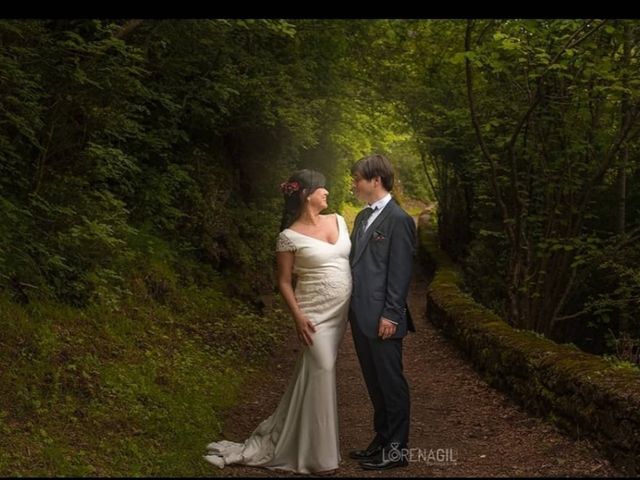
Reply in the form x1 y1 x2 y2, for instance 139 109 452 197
204 169 352 475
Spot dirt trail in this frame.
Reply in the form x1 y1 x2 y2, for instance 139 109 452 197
211 233 620 477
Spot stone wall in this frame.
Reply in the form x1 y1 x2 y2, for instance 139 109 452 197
418 222 640 474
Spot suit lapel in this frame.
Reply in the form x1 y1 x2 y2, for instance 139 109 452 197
351 199 396 266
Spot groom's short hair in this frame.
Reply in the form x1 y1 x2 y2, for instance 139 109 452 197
351 154 395 192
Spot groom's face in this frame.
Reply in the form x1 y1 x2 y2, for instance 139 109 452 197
351 174 376 204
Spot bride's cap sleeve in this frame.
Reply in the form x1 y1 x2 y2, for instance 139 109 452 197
276 231 297 253
337 213 349 232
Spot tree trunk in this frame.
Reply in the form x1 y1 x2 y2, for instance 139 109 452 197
616 146 627 235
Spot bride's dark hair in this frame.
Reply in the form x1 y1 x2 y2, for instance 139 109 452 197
279 169 326 231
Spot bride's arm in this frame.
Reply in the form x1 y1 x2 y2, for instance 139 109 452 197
276 251 316 346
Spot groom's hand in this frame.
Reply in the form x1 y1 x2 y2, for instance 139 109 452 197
378 317 397 340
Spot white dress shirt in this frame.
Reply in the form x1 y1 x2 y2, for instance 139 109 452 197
364 193 392 232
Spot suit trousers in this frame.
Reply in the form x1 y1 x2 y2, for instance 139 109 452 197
350 315 410 449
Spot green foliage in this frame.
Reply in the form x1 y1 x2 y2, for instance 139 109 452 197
0 19 423 306
421 225 640 475
390 20 640 349
0 20 426 476
13 17 640 474
0 279 289 476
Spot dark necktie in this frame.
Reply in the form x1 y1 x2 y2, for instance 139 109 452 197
357 206 377 239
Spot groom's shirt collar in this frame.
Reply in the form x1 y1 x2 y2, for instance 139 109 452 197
369 192 392 212
363 193 392 232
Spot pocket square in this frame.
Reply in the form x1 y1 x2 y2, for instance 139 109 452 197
373 230 386 241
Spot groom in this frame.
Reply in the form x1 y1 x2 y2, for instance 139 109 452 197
348 153 417 471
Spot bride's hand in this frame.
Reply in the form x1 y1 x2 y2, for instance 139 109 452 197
294 314 316 346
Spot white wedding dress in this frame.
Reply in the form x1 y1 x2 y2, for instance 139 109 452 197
204 214 352 474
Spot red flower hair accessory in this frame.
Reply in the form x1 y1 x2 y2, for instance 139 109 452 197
280 181 301 196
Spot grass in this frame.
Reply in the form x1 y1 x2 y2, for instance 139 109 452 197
0 282 289 476
0 198 427 476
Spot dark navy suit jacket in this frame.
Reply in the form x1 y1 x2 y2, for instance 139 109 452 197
349 198 417 339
